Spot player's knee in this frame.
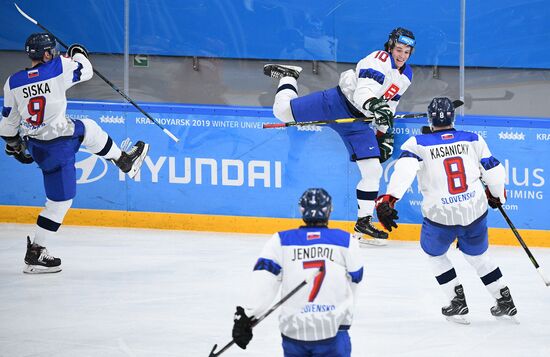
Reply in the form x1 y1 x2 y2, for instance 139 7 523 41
42 198 73 224
357 158 383 180
273 100 294 123
80 119 109 152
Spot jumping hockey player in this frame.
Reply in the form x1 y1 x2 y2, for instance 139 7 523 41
375 97 517 323
0 33 149 274
263 27 415 246
231 188 363 356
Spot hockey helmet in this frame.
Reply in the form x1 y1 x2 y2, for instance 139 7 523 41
384 27 416 52
428 97 455 127
299 188 332 224
25 33 59 60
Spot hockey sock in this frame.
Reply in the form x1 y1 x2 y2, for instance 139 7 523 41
81 118 122 160
33 199 72 246
273 77 298 123
428 254 461 301
356 159 383 217
463 252 505 299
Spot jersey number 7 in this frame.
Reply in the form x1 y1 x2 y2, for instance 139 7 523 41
303 260 326 302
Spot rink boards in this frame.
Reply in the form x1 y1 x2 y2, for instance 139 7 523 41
0 100 548 246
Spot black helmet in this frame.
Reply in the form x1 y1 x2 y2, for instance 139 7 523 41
384 27 416 52
25 33 59 60
428 97 455 127
299 188 332 224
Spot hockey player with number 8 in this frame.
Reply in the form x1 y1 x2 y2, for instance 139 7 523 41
264 28 415 246
230 188 363 356
0 33 149 274
375 97 517 323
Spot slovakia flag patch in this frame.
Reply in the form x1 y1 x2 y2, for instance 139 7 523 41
441 133 454 140
307 232 321 240
27 69 39 78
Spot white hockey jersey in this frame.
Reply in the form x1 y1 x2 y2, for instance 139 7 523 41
386 129 506 226
0 53 93 141
338 50 413 117
245 226 363 341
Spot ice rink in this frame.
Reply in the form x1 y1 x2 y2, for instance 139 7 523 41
0 223 549 357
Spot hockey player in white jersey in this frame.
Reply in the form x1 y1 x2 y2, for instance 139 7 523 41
263 28 415 245
375 97 517 322
231 188 363 356
0 33 149 274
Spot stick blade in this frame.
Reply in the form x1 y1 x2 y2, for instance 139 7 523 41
208 344 218 357
14 3 38 24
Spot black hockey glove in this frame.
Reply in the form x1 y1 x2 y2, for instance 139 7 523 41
375 195 399 232
67 43 89 59
485 187 506 209
364 97 393 128
232 306 254 349
5 142 34 164
377 131 394 163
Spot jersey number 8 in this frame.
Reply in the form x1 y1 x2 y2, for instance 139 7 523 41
443 157 468 194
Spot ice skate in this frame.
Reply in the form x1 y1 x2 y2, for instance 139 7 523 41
355 216 389 246
23 237 61 274
263 64 302 80
442 285 469 324
113 141 149 179
491 287 519 324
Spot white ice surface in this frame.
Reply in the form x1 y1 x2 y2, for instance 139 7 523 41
1 223 549 357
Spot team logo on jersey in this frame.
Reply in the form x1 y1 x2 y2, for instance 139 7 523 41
27 69 39 78
441 133 454 140
75 149 108 184
307 232 321 240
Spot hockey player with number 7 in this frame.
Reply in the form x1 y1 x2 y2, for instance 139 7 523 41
229 188 363 356
0 33 149 274
374 97 518 323
264 28 415 246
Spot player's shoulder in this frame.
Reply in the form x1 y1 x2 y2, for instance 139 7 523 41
415 130 480 146
400 62 413 82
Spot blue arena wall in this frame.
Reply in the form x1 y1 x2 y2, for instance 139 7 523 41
0 99 548 234
1 0 549 68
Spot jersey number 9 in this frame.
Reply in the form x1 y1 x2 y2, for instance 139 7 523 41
26 96 46 127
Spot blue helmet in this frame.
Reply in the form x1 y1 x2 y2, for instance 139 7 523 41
428 97 455 127
384 27 416 52
299 188 332 224
25 33 59 60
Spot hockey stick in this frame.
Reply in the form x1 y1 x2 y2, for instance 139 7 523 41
263 100 464 129
208 267 323 357
497 204 550 287
14 3 179 143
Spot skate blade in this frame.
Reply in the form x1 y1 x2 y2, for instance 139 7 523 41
354 233 388 247
23 265 62 274
494 315 520 324
445 315 470 325
127 143 150 179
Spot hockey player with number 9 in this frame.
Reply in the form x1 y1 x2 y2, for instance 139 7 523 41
374 97 517 323
264 28 415 246
231 188 363 356
0 33 149 274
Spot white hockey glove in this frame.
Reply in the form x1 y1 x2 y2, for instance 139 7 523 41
67 43 89 59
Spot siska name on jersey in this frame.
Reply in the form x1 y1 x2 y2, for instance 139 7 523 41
22 83 51 98
291 247 334 262
430 143 469 160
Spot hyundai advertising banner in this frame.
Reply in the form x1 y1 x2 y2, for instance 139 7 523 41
0 100 548 230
